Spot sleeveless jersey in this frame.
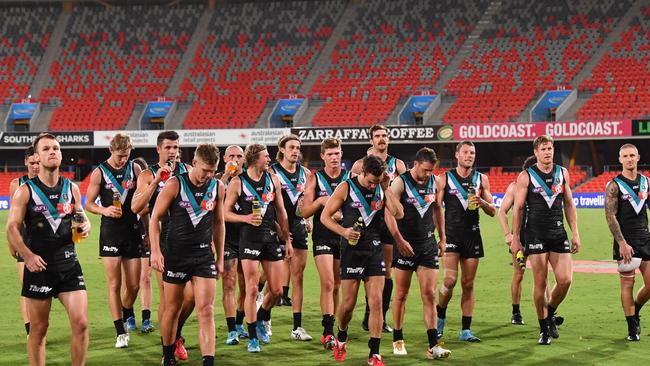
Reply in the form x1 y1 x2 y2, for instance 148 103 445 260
398 172 437 247
98 160 138 239
237 171 277 243
443 169 482 236
18 175 31 245
271 162 307 240
223 176 240 246
148 162 189 243
165 173 218 258
613 173 649 241
313 169 349 244
385 155 400 181
339 176 385 251
525 164 566 241
25 176 76 269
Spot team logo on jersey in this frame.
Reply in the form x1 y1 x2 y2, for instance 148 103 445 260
57 202 73 215
552 184 563 194
262 192 275 202
371 200 384 211
201 200 215 211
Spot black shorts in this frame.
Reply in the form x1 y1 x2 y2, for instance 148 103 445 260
380 225 395 245
163 254 216 284
525 236 570 255
291 235 308 250
446 233 484 259
224 239 239 261
22 262 86 299
340 248 385 280
16 253 24 263
613 238 650 261
140 234 151 258
393 245 438 271
239 240 284 262
99 238 142 258
313 240 341 260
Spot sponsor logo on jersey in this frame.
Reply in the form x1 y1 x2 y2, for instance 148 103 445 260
49 194 60 199
179 201 193 209
373 240 381 246
533 187 544 193
446 243 458 249
199 243 210 249
33 204 48 213
64 250 75 259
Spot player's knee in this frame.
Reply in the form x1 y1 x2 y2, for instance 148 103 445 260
443 275 457 289
420 287 435 303
513 271 524 283
30 320 49 338
322 278 335 293
367 296 382 311
555 277 572 290
394 289 409 303
268 286 283 298
72 317 89 336
197 302 214 319
293 271 305 285
461 277 474 292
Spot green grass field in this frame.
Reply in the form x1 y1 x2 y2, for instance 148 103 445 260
1 209 649 365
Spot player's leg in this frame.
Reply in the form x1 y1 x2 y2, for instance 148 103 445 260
174 282 194 360
17 261 30 335
155 270 165 329
235 262 248 338
290 248 311 340
529 253 551 344
258 258 284 343
59 290 89 366
510 250 525 325
619 267 637 340
391 267 412 355
26 297 52 366
314 252 336 346
437 252 460 338
279 257 291 306
222 258 239 344
160 281 185 365
192 276 217 365
381 243 394 332
241 258 262 351
547 252 573 338
364 275 385 361
333 258 341 317
417 265 450 359
121 257 141 332
102 257 128 341
635 261 650 317
334 279 361 362
458 257 480 341
139 257 154 333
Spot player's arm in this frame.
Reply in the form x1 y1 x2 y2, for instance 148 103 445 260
433 175 446 257
561 168 580 254
387 176 414 256
321 182 358 242
350 159 363 176
498 183 516 245
396 159 407 175
132 168 164 214
511 171 529 253
478 173 496 217
271 174 292 258
382 173 403 218
301 170 326 218
7 178 20 257
605 181 632 262
7 185 46 271
85 168 120 218
212 180 226 278
149 176 178 272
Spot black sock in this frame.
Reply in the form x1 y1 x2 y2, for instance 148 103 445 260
437 305 447 319
363 296 370 322
427 328 438 348
382 278 393 319
236 310 245 326
512 304 520 314
283 286 290 299
25 322 30 335
393 328 403 342
202 355 215 366
538 318 549 334
114 319 126 335
247 322 258 340
626 315 637 332
122 307 135 321
226 317 236 332
257 307 271 323
176 312 189 340
368 337 380 357
293 312 302 331
337 327 348 343
635 301 644 317
547 305 557 318
322 314 334 336
163 344 175 363
462 316 472 330
258 282 265 293
142 309 151 321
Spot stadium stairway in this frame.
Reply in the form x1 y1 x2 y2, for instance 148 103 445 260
29 11 69 103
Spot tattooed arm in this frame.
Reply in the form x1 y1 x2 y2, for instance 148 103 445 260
605 181 633 262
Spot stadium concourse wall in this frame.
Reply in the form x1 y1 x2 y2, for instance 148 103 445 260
0 119 648 209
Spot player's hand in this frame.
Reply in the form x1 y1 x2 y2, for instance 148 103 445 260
246 213 262 226
151 250 164 273
305 219 313 233
510 236 523 256
284 241 294 260
9 246 18 259
380 173 390 190
103 206 122 218
79 220 91 239
343 227 360 242
395 237 415 257
331 210 343 222
571 234 581 254
215 257 224 279
142 233 151 252
504 232 513 246
25 252 47 272
619 240 634 263
154 164 173 183
438 237 447 257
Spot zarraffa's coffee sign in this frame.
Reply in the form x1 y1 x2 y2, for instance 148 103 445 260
291 126 448 145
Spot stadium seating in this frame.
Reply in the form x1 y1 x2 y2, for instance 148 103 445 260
574 170 650 192
40 5 201 131
0 7 58 104
443 0 632 123
310 0 489 126
578 4 650 120
180 1 345 129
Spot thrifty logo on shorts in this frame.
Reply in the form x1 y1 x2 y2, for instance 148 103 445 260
528 243 544 250
29 285 52 293
166 271 187 279
397 259 414 267
315 245 330 252
244 248 261 256
346 267 364 274
102 246 119 253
